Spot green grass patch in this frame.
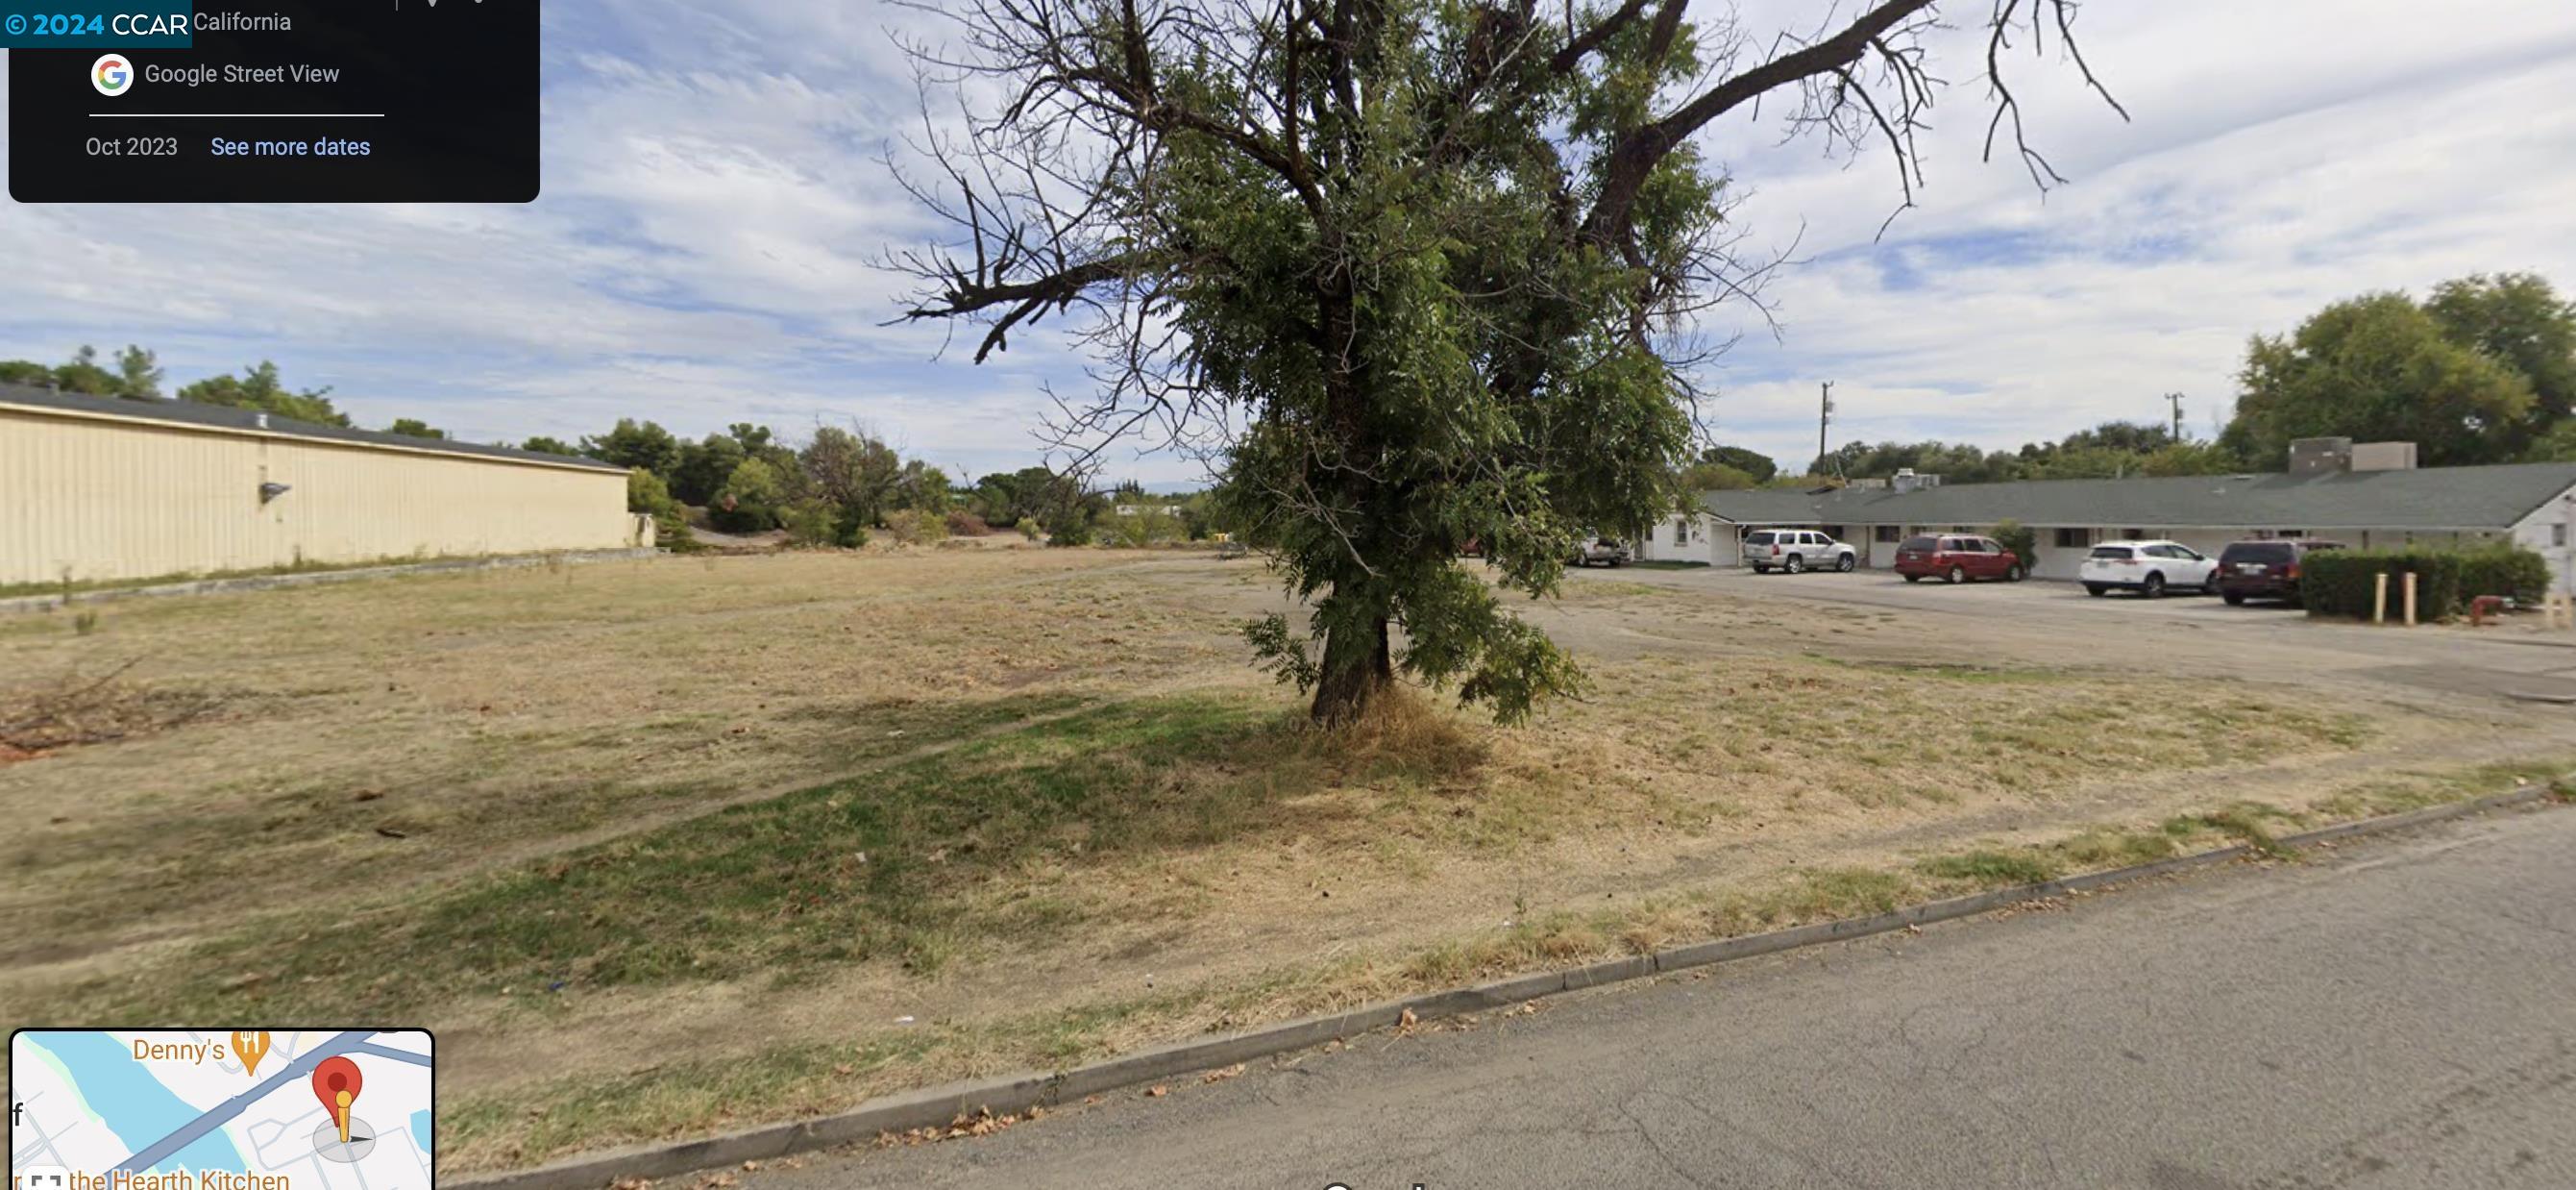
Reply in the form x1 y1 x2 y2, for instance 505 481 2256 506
2164 802 2301 857
33 691 1498 1025
1916 850 2059 886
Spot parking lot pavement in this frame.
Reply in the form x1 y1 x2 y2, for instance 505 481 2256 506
1579 563 2576 704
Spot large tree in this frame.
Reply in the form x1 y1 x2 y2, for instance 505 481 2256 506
2424 272 2576 452
177 361 352 427
2222 292 2536 467
893 0 2120 723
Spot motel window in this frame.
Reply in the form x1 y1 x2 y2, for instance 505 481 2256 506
2121 528 2144 540
1674 516 1693 545
2557 523 2570 549
2052 528 2091 549
1875 525 1901 543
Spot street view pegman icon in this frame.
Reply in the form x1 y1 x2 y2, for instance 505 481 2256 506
310 1054 368 1156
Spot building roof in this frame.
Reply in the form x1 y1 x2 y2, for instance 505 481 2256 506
1701 462 2576 532
0 383 623 472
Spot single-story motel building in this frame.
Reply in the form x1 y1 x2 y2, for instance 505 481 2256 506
1639 438 2576 591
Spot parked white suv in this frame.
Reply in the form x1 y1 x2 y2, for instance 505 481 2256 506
1743 529 1857 574
2080 540 2219 598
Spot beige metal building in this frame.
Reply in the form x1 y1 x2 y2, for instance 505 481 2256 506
0 384 648 586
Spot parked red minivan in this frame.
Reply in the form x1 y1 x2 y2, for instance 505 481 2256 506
1894 534 2025 583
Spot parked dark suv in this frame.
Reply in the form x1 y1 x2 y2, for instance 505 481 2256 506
2214 539 2346 606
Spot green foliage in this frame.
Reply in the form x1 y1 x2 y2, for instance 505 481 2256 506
176 361 350 427
517 435 580 457
582 419 684 478
779 500 841 548
385 417 445 440
2530 419 2576 463
114 346 163 398
2459 544 2552 604
1988 519 2037 570
1677 460 1758 492
50 345 122 396
672 432 749 507
2224 288 2542 466
883 508 949 545
625 468 696 552
2425 272 2576 449
2301 549 2462 620
1014 517 1043 541
1047 517 1096 547
2300 544 2549 620
1819 439 2023 484
711 457 784 533
1109 505 1181 547
1696 444 1779 483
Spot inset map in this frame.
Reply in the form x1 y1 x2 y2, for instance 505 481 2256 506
12 1030 432 1190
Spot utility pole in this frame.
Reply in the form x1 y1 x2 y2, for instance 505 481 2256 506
1818 381 1834 476
2166 392 2186 442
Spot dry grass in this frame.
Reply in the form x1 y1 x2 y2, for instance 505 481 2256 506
0 548 2518 1171
0 550 1242 965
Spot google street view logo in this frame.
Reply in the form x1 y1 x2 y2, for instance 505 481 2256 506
92 54 134 97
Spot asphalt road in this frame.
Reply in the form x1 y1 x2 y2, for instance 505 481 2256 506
746 806 2576 1190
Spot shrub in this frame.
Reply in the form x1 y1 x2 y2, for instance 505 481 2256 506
2459 543 2550 604
1014 517 1043 541
2302 549 2459 619
709 458 784 533
1988 519 2037 572
780 500 840 548
2301 543 2546 619
885 508 949 546
1110 506 1181 547
626 468 698 552
946 510 994 537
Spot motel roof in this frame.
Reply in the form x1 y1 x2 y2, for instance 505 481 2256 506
1700 462 2576 532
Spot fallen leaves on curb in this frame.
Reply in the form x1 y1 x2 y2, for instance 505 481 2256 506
871 1104 1037 1150
1143 1085 1168 1098
1202 1064 1245 1084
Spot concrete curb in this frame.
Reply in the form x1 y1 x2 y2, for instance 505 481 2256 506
449 781 2564 1190
0 549 659 614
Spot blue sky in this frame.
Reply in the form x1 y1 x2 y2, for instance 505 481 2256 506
5 0 2576 483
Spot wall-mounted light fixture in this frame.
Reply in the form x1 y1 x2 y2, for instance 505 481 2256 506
259 482 292 505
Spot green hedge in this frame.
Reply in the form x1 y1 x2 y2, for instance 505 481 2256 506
2302 544 2549 620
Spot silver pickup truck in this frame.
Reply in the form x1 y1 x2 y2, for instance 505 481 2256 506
1570 535 1631 567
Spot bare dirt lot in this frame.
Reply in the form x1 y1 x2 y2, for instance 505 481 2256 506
5 547 2570 1171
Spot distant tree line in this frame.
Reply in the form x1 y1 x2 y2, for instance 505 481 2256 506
1681 271 2576 492
1 346 364 430
0 343 1235 553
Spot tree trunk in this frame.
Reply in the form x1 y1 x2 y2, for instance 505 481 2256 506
1309 613 1394 725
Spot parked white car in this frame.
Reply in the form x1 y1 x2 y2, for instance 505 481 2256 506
2080 540 2219 598
1743 529 1857 574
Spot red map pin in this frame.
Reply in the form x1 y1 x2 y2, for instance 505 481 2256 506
311 1056 365 1144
